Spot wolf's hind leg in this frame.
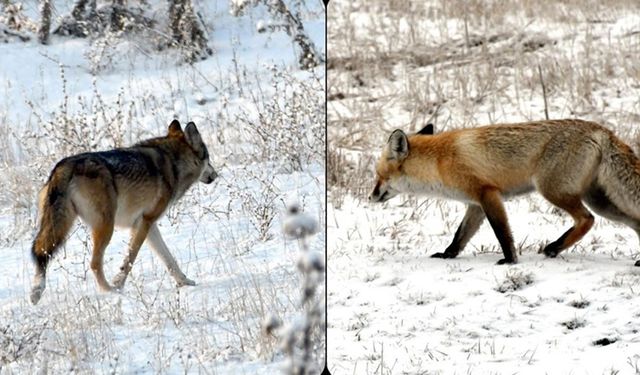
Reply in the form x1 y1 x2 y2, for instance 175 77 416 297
90 220 115 292
146 223 195 287
432 204 484 259
112 218 152 289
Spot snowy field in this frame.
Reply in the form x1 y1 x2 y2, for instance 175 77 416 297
328 1 640 374
0 0 325 373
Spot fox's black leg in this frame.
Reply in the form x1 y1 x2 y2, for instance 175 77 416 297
478 188 517 264
539 194 593 258
431 204 485 259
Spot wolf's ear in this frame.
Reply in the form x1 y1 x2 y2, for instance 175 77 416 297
387 129 409 161
168 120 183 137
417 123 434 135
184 121 203 148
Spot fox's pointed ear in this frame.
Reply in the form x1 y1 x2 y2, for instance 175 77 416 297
168 120 183 137
417 123 434 135
387 129 409 161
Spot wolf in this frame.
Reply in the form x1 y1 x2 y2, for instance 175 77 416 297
30 120 217 304
369 119 640 265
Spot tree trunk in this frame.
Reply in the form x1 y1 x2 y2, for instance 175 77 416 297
263 0 321 69
70 0 88 19
111 0 126 31
167 0 211 62
168 0 186 44
37 0 51 44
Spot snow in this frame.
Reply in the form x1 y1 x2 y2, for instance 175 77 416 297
328 0 640 373
330 196 640 373
0 0 324 373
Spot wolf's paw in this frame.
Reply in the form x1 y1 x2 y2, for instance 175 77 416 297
30 287 43 305
111 273 127 290
431 252 457 259
177 277 196 287
496 258 517 265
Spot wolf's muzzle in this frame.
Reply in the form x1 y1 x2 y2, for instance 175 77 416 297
202 169 218 184
200 163 218 184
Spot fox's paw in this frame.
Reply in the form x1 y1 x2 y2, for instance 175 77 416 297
635 260 640 267
542 245 559 258
496 258 517 265
177 277 196 287
30 287 43 305
542 240 563 258
431 252 457 259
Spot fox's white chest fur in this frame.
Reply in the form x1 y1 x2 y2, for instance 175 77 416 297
392 175 472 202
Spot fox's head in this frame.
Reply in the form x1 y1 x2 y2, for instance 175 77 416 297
369 124 433 203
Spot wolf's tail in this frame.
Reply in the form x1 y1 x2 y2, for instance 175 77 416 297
596 130 640 219
32 162 77 275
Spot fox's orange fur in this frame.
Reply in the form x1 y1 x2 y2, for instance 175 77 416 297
370 119 640 265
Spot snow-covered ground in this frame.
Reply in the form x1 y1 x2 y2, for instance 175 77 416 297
328 1 640 374
0 1 325 373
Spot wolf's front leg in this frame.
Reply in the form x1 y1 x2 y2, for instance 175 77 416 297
145 223 196 287
112 219 152 289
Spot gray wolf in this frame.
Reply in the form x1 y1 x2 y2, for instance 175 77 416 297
369 119 640 265
30 120 217 304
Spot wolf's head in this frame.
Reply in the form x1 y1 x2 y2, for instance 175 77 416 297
368 124 434 203
168 120 218 184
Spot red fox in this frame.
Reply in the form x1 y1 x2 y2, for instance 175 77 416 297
369 119 640 265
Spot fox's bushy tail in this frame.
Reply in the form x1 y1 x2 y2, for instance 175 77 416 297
597 130 640 219
32 163 77 275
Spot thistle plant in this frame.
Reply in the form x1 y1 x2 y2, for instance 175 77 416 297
263 200 324 375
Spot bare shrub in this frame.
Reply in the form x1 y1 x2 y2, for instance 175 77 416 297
561 317 587 330
569 297 591 309
0 320 46 364
53 1 154 38
495 269 534 293
234 169 280 242
23 65 139 160
238 68 325 173
230 0 323 70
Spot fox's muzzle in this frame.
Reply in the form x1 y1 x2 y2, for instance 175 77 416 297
369 181 393 203
369 183 381 202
